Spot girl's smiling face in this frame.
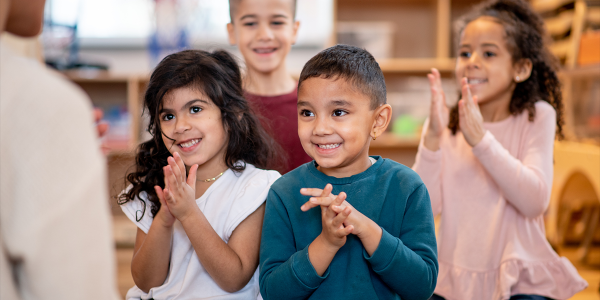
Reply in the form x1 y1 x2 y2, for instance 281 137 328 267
159 87 228 169
455 17 520 106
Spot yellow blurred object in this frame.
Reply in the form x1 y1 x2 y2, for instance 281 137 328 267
546 140 600 262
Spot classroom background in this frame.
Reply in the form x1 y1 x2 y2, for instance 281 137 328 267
2 0 599 298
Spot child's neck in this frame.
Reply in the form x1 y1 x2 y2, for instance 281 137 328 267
478 91 512 123
190 158 229 199
244 64 296 96
317 154 373 179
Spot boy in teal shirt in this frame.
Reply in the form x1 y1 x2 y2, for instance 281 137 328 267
259 45 438 300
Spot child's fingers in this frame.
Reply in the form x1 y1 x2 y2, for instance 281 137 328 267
300 188 324 197
331 206 351 228
186 164 198 187
334 192 347 206
167 157 184 184
154 185 166 205
302 195 335 210
163 187 174 205
461 78 475 108
320 184 333 198
164 165 180 192
300 201 319 211
432 68 442 89
336 224 354 237
173 152 188 181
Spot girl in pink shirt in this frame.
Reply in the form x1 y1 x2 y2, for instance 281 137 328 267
413 0 588 299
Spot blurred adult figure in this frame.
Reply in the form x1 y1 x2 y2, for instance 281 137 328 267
0 0 120 298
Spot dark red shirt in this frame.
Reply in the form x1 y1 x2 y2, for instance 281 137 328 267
245 88 312 174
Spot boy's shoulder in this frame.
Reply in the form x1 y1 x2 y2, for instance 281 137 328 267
270 161 313 192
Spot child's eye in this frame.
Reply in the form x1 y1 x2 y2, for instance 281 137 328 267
190 106 202 114
162 114 174 121
243 22 257 27
300 110 314 117
332 110 347 117
483 51 496 58
459 51 471 58
271 21 285 26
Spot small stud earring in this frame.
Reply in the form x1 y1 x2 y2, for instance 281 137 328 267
515 76 520 82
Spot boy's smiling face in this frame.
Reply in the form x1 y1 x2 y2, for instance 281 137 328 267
298 77 390 178
227 0 299 75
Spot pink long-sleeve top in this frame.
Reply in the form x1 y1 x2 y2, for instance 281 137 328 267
413 101 587 300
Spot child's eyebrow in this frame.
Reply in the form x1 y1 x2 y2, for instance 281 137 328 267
297 100 311 108
240 14 258 21
159 99 208 114
330 100 352 107
184 99 209 109
271 14 289 19
481 43 499 49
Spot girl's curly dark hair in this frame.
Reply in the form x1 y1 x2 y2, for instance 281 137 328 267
118 49 284 219
449 0 564 139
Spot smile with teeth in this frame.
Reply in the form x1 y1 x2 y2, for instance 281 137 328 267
318 143 341 150
179 139 200 148
467 78 487 84
254 48 276 54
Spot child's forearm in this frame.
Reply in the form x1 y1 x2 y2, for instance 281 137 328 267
308 234 339 276
357 219 383 256
180 206 257 293
131 222 173 293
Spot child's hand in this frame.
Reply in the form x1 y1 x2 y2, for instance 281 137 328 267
93 107 110 155
161 152 200 223
424 68 449 151
458 78 486 147
301 184 353 249
154 185 177 227
302 186 376 241
302 186 382 255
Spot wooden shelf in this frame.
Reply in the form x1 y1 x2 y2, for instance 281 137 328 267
370 132 420 149
378 58 455 73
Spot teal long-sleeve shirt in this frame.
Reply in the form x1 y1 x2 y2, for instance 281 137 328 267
259 157 438 300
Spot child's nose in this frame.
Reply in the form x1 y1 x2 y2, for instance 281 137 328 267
257 23 274 41
467 52 481 69
174 116 191 134
313 116 333 136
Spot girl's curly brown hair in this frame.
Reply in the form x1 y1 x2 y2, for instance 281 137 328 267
449 0 564 139
118 49 284 220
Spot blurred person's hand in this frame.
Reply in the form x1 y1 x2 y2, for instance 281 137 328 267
93 107 110 155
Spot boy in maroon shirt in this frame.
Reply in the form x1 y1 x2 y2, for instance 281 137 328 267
227 0 311 174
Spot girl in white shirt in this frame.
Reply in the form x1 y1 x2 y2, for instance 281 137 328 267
119 49 283 299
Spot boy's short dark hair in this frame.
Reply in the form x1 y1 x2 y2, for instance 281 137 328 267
229 0 297 22
298 44 386 110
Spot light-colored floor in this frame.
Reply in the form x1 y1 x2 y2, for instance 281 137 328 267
115 245 600 299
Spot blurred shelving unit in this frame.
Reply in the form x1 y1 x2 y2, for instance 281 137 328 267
531 0 600 269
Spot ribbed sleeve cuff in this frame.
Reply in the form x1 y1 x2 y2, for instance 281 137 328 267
472 130 495 158
364 228 399 272
292 245 329 289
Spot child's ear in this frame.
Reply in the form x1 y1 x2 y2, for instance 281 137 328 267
513 58 533 83
226 23 237 45
291 20 300 45
371 104 392 140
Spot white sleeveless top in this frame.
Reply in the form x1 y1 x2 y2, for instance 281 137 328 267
121 164 280 300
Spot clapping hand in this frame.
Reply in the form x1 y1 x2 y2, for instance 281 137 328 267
424 68 450 151
457 78 486 147
154 152 199 223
